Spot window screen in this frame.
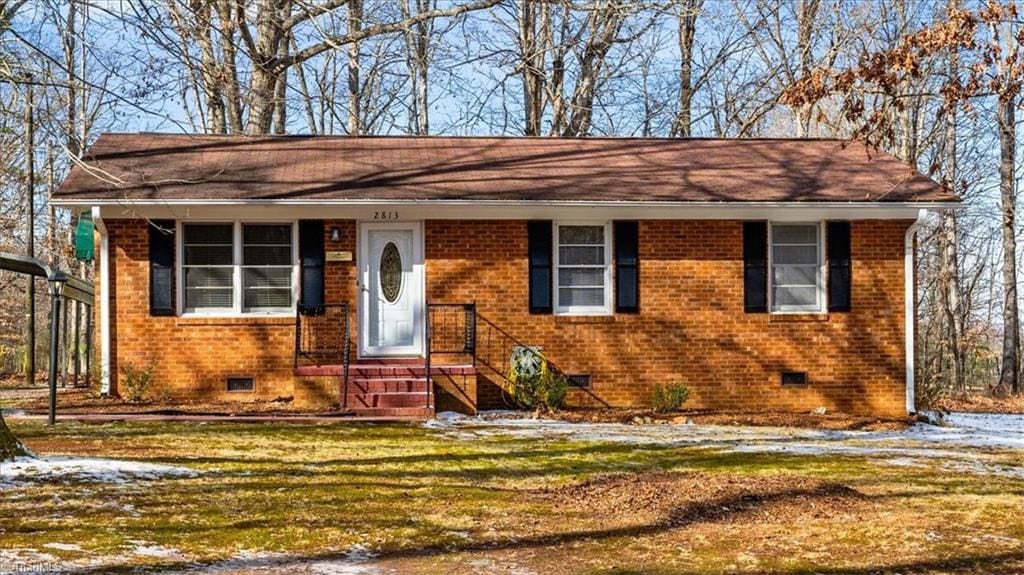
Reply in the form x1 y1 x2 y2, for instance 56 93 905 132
183 223 234 310
555 224 609 313
771 223 823 312
242 224 293 311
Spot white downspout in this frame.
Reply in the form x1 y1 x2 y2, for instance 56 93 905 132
92 206 112 396
904 209 929 414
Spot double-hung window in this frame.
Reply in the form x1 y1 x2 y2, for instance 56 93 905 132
554 223 612 315
181 222 296 315
769 223 824 313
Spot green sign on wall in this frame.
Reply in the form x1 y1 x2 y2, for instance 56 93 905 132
74 212 94 262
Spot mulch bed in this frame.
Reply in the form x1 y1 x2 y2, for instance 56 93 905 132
8 389 914 431
535 471 871 526
2 388 337 416
549 407 912 431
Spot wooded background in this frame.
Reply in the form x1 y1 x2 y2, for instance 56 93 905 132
0 0 1020 402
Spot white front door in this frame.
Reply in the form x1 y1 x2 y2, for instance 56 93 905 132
359 222 424 356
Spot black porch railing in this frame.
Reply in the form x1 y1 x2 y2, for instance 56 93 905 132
426 303 476 356
426 302 580 405
294 303 351 409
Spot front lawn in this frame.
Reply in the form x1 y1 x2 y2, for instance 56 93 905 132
1 418 1022 574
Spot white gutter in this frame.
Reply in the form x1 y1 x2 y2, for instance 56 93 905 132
92 206 112 396
904 209 929 414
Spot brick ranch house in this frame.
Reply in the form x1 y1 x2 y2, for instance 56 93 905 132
52 134 959 417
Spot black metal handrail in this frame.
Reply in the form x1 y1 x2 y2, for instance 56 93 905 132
425 302 572 394
426 303 477 410
426 303 476 355
424 304 431 409
294 303 351 410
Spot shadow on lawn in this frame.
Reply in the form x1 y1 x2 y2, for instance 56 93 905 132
63 481 1024 575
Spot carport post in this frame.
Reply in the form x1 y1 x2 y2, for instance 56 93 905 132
73 301 80 386
84 304 92 386
47 272 67 425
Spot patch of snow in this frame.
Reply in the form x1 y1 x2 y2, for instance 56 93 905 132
913 412 1024 449
423 412 1024 480
0 548 61 572
433 411 466 421
42 542 82 552
0 456 199 487
127 540 186 559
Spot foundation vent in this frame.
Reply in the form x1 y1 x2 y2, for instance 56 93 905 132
226 377 255 393
567 374 592 389
781 372 808 386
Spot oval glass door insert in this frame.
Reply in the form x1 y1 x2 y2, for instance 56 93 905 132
379 242 402 303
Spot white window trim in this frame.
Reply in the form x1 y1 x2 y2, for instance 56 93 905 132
553 221 613 316
768 221 827 314
176 220 299 317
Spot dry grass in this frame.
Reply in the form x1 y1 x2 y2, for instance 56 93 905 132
1 419 1022 574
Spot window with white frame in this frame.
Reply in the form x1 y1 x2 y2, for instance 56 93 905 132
770 223 824 313
554 223 611 314
242 224 294 311
181 222 296 314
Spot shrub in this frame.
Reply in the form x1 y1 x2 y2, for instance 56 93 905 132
507 347 568 413
916 374 946 410
119 362 156 403
651 383 689 413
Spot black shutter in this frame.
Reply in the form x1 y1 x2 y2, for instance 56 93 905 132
528 221 552 314
148 220 175 316
614 221 639 313
299 220 325 314
743 222 768 313
827 221 852 312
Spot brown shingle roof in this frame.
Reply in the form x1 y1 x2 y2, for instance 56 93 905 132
54 133 956 203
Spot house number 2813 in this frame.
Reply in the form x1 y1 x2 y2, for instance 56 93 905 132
374 210 399 220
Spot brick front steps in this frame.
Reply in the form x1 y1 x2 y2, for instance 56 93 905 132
294 358 476 417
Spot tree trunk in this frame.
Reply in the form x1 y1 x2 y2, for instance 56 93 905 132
939 209 964 390
245 1 289 135
272 27 290 134
939 48 964 393
348 0 363 135
671 0 701 138
0 411 28 461
215 0 244 133
64 0 79 156
561 4 623 137
519 0 544 136
24 81 35 388
997 92 1020 395
794 0 820 137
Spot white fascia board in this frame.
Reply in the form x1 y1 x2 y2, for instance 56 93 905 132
67 199 961 221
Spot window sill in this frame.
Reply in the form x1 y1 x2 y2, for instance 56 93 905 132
175 315 295 326
554 314 616 324
769 313 830 323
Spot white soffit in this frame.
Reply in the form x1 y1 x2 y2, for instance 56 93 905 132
61 200 961 221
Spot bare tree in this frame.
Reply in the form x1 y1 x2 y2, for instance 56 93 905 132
670 0 701 137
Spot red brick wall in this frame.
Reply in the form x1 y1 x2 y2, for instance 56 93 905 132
425 220 910 417
101 218 909 416
101 219 358 404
